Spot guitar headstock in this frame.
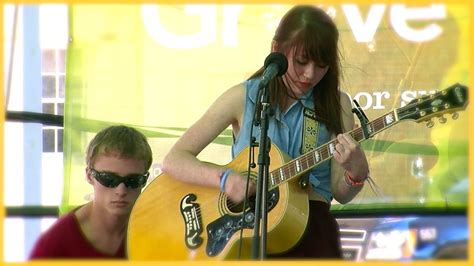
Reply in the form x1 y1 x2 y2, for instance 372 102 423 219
397 83 468 127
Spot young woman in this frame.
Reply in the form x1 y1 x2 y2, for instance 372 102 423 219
163 5 369 258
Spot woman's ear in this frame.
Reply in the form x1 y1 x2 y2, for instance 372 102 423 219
271 40 279 52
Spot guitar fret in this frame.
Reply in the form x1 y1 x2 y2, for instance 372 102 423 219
301 156 308 171
285 166 290 178
270 173 275 186
350 130 357 141
274 171 281 185
374 117 385 132
279 168 284 181
306 154 314 169
288 165 294 177
357 128 364 141
289 166 295 177
319 148 324 160
295 160 301 172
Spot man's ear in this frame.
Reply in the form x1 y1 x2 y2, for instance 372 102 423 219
85 168 93 184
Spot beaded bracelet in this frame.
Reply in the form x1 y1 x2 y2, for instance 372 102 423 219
344 170 366 187
220 169 232 192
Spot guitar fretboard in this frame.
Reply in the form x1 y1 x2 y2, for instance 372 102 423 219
268 110 399 189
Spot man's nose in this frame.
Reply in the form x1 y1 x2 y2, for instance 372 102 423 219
114 182 128 195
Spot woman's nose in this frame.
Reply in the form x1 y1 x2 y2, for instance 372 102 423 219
302 64 315 79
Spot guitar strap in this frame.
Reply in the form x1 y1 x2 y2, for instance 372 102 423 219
299 106 320 189
301 106 320 154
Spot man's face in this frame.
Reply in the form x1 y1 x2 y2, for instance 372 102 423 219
88 153 146 217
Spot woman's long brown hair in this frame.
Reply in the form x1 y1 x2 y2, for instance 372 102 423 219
249 5 343 135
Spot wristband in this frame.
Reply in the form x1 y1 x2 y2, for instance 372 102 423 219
344 171 365 187
220 169 232 192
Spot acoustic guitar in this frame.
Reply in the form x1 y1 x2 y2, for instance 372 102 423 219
127 83 468 260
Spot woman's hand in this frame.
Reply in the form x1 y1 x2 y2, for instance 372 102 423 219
223 172 256 203
333 133 369 181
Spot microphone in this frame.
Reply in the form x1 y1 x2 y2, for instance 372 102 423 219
259 52 288 88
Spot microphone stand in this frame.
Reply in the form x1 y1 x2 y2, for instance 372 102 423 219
251 82 273 260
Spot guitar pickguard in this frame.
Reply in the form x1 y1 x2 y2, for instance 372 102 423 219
205 188 280 257
180 194 203 249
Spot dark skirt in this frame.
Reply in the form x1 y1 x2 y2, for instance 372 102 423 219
268 200 342 259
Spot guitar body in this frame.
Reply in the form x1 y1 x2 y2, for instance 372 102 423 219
127 144 310 260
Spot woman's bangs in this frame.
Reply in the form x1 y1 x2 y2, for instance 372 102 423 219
295 29 327 66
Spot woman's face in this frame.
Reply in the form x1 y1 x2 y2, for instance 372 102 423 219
283 46 329 97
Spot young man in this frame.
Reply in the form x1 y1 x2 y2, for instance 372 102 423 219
29 125 153 259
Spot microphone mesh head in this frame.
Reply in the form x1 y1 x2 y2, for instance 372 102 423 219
264 52 288 76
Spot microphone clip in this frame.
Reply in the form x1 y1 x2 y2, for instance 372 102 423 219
352 99 372 139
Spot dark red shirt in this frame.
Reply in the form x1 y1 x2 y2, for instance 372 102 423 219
29 211 125 259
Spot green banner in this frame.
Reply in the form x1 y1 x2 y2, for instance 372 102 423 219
62 4 469 213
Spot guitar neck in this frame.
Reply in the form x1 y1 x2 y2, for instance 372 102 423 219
268 109 400 189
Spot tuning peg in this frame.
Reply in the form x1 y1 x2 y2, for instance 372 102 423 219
426 120 434 128
438 116 447 124
452 112 459 120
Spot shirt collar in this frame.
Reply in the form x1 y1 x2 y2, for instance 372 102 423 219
248 80 315 120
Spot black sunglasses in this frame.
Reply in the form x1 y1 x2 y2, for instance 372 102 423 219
89 168 149 189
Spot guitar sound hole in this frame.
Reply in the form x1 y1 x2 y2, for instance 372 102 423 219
222 188 278 216
226 196 255 214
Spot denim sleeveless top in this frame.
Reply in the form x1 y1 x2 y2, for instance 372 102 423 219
231 79 333 202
